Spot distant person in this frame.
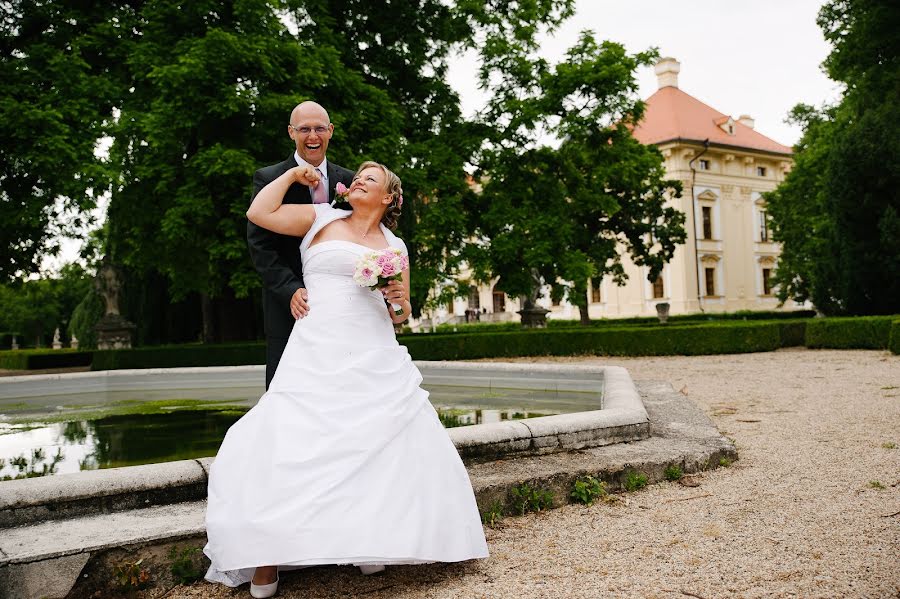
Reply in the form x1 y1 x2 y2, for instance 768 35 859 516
204 161 488 598
247 101 354 390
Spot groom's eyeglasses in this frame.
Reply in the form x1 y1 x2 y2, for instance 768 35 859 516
289 125 330 135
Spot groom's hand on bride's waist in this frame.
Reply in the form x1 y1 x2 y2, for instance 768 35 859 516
291 288 309 319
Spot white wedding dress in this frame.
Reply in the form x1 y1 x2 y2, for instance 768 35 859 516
203 205 489 587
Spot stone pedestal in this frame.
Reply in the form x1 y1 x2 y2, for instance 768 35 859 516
11 335 18 350
655 302 670 324
517 306 551 328
95 314 137 350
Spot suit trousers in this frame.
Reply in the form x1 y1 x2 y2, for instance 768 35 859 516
265 336 290 390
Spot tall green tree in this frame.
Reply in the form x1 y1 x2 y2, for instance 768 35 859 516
466 34 685 323
766 0 900 315
4 0 582 339
0 1 123 280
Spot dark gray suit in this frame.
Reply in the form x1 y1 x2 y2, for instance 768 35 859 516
247 155 355 389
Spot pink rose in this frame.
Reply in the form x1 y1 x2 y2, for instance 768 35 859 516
361 267 373 278
336 182 349 195
400 255 409 270
380 262 396 277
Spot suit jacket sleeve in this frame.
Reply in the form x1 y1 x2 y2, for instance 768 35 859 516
246 168 303 307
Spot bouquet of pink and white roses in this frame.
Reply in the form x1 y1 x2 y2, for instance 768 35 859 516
353 248 410 315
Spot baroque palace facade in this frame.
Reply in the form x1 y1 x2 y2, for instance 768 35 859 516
428 58 799 327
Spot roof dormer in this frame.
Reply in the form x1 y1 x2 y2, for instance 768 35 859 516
715 116 736 136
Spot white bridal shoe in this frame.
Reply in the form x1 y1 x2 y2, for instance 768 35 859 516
249 572 279 598
358 564 386 575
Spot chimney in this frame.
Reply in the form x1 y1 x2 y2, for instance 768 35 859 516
738 114 755 129
655 57 680 89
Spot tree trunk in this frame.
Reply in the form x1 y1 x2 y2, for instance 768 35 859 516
200 293 215 344
578 303 590 326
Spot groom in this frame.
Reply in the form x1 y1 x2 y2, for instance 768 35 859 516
248 101 355 389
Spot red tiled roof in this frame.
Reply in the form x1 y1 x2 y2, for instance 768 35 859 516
631 86 792 155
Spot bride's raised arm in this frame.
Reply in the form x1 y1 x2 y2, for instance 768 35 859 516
246 165 319 237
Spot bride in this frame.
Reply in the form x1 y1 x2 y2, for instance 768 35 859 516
203 161 489 597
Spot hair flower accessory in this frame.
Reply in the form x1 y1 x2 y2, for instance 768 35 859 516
398 194 403 208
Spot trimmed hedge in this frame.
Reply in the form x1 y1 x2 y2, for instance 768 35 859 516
804 316 895 349
433 309 816 334
92 342 266 371
34 314 893 372
889 320 900 355
399 321 782 360
0 349 93 370
777 319 809 347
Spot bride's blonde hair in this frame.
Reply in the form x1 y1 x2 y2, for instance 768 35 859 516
354 161 403 230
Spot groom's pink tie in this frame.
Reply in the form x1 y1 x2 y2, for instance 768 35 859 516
312 167 328 204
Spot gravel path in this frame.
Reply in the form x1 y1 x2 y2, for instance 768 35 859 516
170 348 900 598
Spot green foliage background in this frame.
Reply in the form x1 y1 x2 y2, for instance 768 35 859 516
765 0 900 315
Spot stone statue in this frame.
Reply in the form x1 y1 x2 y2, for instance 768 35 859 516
517 268 550 328
70 334 79 350
94 258 136 350
52 327 62 349
96 261 121 316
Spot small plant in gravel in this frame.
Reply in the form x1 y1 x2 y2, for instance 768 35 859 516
481 500 504 528
570 476 608 506
510 483 554 515
868 480 885 490
113 558 151 592
719 457 733 468
882 442 897 449
168 545 204 584
623 471 648 492
664 465 684 481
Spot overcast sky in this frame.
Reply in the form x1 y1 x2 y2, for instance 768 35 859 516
448 0 840 147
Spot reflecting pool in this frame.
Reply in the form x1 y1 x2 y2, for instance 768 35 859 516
0 383 598 479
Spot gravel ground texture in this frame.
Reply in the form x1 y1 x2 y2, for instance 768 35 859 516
168 348 899 599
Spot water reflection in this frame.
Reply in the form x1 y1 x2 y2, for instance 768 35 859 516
1 404 563 479
435 408 555 428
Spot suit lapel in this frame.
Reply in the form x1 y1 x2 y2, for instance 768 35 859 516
326 161 339 204
280 154 312 204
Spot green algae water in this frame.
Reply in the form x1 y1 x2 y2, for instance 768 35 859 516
0 385 598 479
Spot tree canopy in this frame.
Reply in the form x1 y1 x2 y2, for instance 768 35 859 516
766 0 899 315
3 0 689 338
462 33 685 321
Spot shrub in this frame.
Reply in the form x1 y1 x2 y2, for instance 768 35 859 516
664 465 684 481
481 500 504 528
804 316 895 349
509 483 554 515
777 319 808 347
0 349 93 370
570 475 608 506
889 320 900 355
168 545 205 585
92 342 265 371
623 471 648 492
399 321 781 360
